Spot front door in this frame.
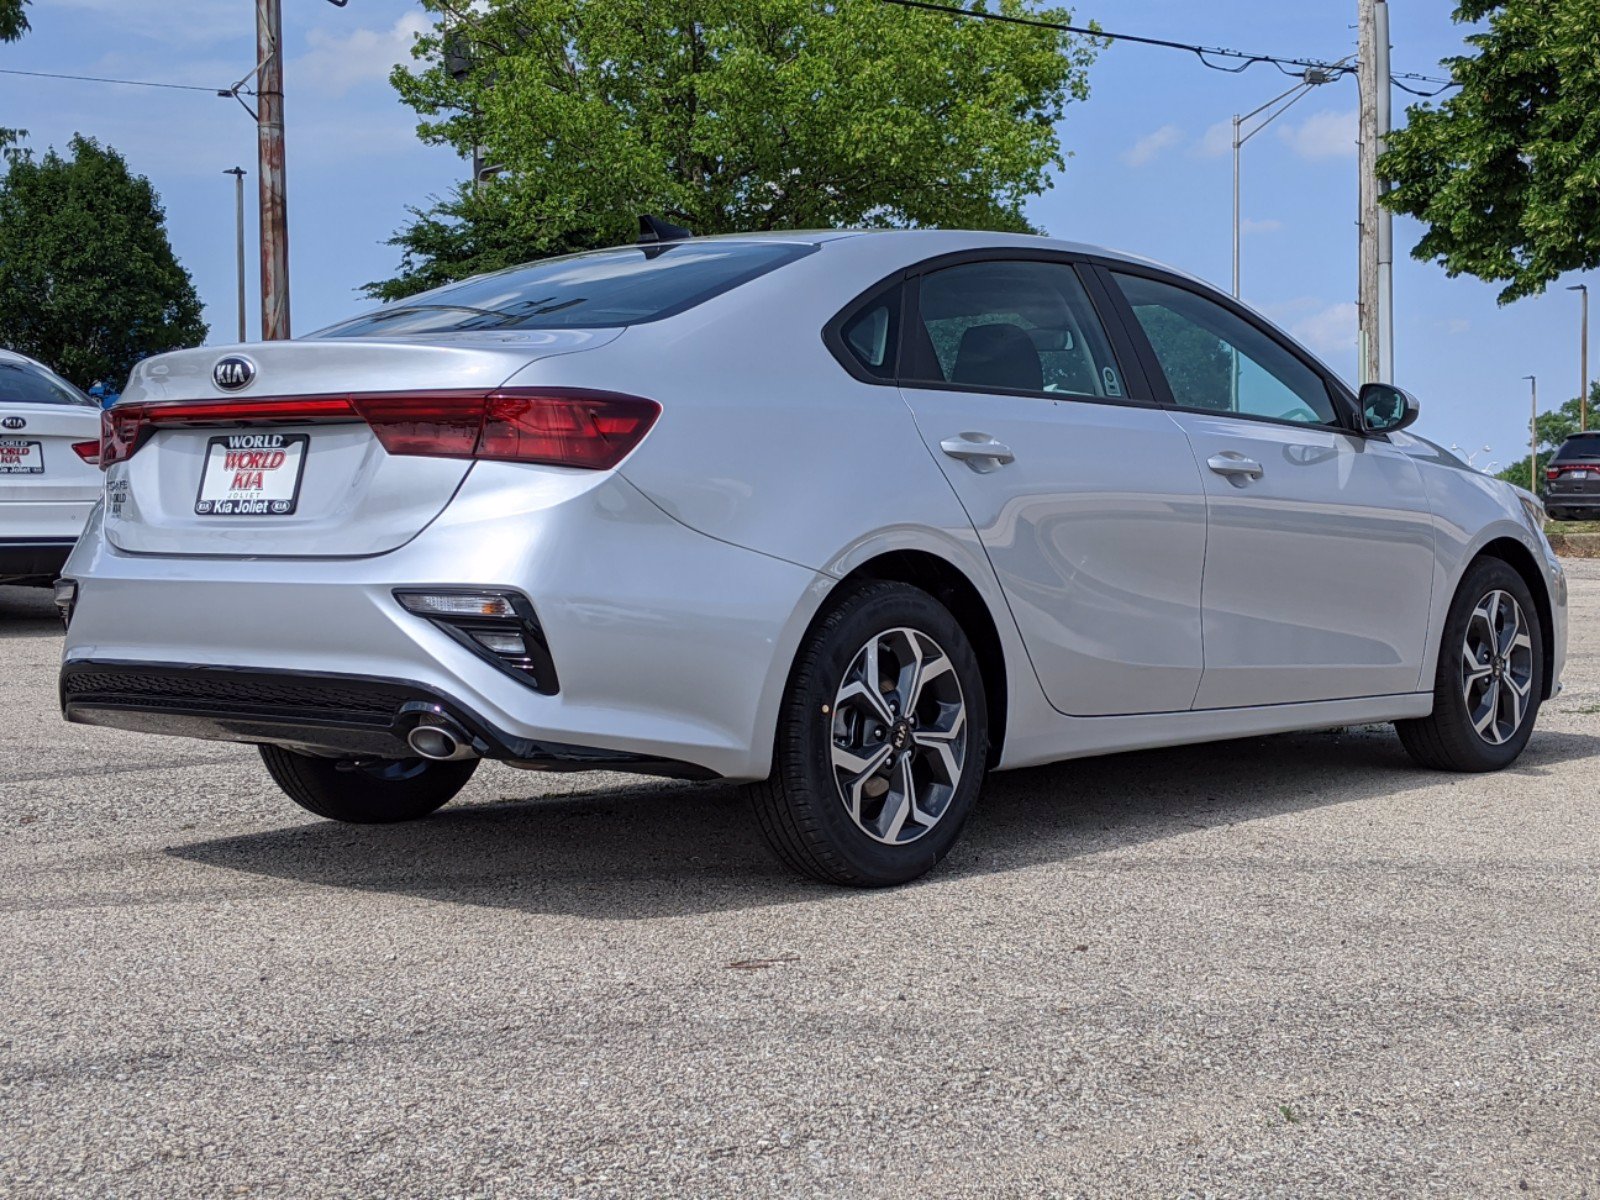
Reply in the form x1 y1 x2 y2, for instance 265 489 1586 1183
896 257 1210 717
1106 269 1436 709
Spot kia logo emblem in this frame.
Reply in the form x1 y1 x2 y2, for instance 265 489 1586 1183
213 355 257 392
0 416 23 430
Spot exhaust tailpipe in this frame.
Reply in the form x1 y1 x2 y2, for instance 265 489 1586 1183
407 720 479 762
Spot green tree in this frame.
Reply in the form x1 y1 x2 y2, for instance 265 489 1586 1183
1 0 29 149
371 0 1099 299
0 136 206 386
1494 384 1600 488
1378 0 1600 303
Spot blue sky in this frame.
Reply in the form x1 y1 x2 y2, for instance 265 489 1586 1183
0 0 1585 467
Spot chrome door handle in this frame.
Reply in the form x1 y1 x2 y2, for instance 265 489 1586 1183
1207 452 1264 483
940 433 1016 472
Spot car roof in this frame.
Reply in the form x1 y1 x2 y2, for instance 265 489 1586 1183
0 347 47 369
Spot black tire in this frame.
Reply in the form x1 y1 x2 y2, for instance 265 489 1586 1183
1396 557 1544 772
751 580 989 887
1547 507 1569 522
258 744 478 823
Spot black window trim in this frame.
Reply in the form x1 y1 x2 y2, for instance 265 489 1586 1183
1087 259 1370 437
819 248 1159 408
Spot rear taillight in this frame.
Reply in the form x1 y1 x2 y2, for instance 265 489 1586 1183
97 389 659 471
71 440 100 465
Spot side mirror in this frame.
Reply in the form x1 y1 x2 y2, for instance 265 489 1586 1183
1358 382 1420 434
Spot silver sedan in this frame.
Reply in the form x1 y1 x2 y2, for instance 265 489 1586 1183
57 228 1566 886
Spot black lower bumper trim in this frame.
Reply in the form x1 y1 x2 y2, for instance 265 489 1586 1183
59 661 717 780
0 538 74 583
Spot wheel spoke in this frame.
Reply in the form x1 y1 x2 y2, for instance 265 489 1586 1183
905 649 952 713
879 757 915 842
1473 678 1502 740
833 740 891 778
1496 600 1522 657
836 679 893 727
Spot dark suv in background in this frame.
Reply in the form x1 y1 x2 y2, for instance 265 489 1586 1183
1545 432 1600 520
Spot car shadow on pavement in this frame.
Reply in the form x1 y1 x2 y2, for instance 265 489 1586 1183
167 724 1600 920
0 584 62 637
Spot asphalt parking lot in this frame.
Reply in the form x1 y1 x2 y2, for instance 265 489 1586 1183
3 568 1598 1199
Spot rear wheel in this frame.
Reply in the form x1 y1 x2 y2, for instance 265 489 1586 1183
1396 558 1543 772
751 581 988 887
259 745 478 823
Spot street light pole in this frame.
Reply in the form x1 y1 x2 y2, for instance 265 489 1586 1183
1569 283 1589 432
255 0 290 340
224 167 247 344
1230 68 1337 300
1525 374 1538 493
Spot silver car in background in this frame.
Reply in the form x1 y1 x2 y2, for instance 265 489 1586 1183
0 348 102 586
57 229 1566 886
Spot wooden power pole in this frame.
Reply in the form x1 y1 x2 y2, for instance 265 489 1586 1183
256 0 291 340
1357 0 1392 385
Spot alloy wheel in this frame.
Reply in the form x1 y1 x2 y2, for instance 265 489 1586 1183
829 627 968 845
1461 589 1535 746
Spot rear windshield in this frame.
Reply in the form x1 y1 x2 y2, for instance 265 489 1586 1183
1554 432 1600 461
314 241 815 338
0 359 95 407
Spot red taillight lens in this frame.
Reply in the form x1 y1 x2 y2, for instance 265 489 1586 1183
1548 467 1561 480
72 439 101 465
96 389 658 471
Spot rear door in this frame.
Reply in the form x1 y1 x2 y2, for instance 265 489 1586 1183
103 332 619 557
893 255 1210 717
1103 267 1436 709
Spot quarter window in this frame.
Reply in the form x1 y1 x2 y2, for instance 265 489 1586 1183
908 260 1124 399
1112 273 1338 426
837 289 900 378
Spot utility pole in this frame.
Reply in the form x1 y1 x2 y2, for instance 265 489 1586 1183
224 167 247 343
1358 0 1392 384
1525 375 1538 493
256 0 290 340
1570 283 1589 431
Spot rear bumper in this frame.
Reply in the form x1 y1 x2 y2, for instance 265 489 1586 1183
0 537 75 583
58 466 829 781
61 660 716 779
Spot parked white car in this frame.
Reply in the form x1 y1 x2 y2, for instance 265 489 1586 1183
0 349 102 586
56 229 1567 885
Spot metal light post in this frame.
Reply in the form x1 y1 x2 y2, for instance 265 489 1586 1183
1569 283 1589 432
1525 374 1539 493
223 167 247 343
1232 67 1338 299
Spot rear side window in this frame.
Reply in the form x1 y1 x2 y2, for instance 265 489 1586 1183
834 287 901 379
906 260 1124 398
0 360 95 406
315 241 815 337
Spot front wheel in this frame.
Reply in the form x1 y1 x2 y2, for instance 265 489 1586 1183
751 581 989 887
1396 558 1544 772
259 745 478 823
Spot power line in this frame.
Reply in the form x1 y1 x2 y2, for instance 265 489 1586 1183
881 0 1455 90
0 66 243 96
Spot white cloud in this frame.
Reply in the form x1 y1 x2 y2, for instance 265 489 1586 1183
295 12 430 99
1192 120 1233 159
1290 301 1359 354
1121 123 1184 168
1276 109 1358 160
1241 218 1283 235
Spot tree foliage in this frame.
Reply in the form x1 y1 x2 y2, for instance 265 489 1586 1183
371 0 1098 299
1378 0 1600 303
0 136 206 387
1 0 29 148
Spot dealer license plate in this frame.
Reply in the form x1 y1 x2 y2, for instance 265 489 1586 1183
0 437 43 474
195 433 308 516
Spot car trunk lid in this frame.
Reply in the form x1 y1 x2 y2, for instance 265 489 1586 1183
104 332 622 557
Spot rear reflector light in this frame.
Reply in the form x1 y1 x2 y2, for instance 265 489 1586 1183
71 440 100 465
98 389 660 471
396 592 519 619
394 589 560 695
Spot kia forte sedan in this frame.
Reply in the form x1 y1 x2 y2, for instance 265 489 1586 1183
57 229 1566 886
0 349 103 586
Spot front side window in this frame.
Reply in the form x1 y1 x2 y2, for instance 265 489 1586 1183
908 260 1124 399
314 241 815 337
1113 273 1338 426
0 360 95 407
